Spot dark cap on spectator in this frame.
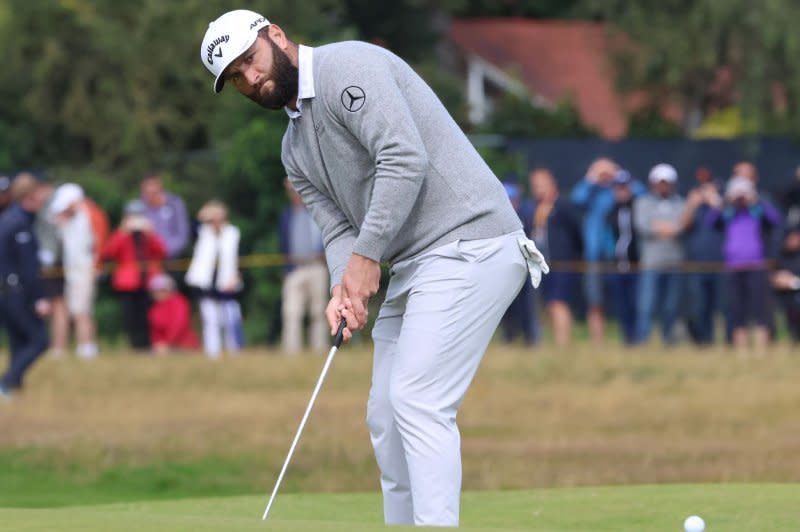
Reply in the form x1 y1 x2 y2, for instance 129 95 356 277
613 169 632 186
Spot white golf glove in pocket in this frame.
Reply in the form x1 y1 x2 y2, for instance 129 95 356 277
517 237 550 289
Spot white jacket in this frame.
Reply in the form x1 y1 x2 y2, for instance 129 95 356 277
185 224 241 291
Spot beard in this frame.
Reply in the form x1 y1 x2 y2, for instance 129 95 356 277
249 38 299 110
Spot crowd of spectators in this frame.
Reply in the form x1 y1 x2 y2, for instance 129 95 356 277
502 158 800 351
0 172 252 363
2 157 799 376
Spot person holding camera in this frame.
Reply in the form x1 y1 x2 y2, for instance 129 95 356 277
101 200 167 351
705 176 782 352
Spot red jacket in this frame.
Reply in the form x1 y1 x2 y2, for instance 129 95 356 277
102 230 167 291
148 293 200 350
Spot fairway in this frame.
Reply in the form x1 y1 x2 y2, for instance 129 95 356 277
2 484 799 531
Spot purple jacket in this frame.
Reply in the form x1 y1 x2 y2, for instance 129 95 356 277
142 193 190 258
705 201 782 268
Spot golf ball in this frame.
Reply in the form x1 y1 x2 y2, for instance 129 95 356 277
684 515 705 532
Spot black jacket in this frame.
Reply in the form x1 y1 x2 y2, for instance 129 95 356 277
0 202 44 303
607 199 639 265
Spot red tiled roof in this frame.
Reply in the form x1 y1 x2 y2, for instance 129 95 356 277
449 18 627 139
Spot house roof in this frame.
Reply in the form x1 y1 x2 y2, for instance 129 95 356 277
449 18 627 139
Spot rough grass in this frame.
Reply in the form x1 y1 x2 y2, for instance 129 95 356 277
2 342 800 508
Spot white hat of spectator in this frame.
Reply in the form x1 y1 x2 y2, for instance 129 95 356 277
50 183 84 215
648 163 678 184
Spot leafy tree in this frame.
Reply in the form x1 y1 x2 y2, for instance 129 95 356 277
0 0 355 172
451 0 583 18
477 95 595 138
626 105 683 138
579 0 800 135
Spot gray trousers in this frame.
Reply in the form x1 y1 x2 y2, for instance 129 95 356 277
368 231 527 527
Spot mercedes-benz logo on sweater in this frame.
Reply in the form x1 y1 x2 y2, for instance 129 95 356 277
341 86 366 112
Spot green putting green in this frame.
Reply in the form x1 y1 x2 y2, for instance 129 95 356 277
1 484 797 531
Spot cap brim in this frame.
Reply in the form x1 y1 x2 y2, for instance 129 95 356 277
212 32 260 93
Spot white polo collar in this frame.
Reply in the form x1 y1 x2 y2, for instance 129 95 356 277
285 45 315 119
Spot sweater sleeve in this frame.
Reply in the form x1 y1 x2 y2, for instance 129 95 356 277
320 47 428 262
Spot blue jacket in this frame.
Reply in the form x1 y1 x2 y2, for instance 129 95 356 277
0 203 44 303
571 178 646 261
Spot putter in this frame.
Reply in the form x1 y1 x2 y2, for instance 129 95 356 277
262 317 348 520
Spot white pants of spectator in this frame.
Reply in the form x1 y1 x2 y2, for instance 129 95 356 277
199 298 243 358
368 231 527 527
281 262 328 354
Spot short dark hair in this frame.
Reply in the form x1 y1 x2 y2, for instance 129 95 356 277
258 26 294 46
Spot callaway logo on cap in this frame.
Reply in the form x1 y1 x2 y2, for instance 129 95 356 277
200 9 270 93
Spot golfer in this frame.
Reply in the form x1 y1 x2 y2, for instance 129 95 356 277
201 10 548 526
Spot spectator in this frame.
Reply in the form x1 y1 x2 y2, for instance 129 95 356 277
680 167 725 346
500 180 537 344
773 220 800 342
524 168 582 347
0 173 52 397
0 175 10 344
279 180 328 353
32 177 68 358
49 184 98 359
607 169 644 345
705 176 782 352
779 165 800 229
0 175 11 214
572 158 645 343
147 273 200 354
140 173 190 259
81 194 111 267
633 164 686 345
102 200 167 351
732 161 783 255
185 200 244 358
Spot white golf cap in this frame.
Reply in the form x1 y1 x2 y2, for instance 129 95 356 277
50 183 84 215
648 163 678 184
200 10 270 93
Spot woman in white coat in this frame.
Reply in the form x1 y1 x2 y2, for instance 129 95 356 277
185 200 244 357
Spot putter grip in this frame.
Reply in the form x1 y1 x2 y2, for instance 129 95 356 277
333 318 347 348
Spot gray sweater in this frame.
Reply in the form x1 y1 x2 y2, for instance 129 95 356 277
282 42 521 287
633 192 686 269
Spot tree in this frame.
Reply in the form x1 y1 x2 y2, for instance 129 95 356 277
0 0 355 172
579 0 800 135
477 95 595 138
451 0 583 18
